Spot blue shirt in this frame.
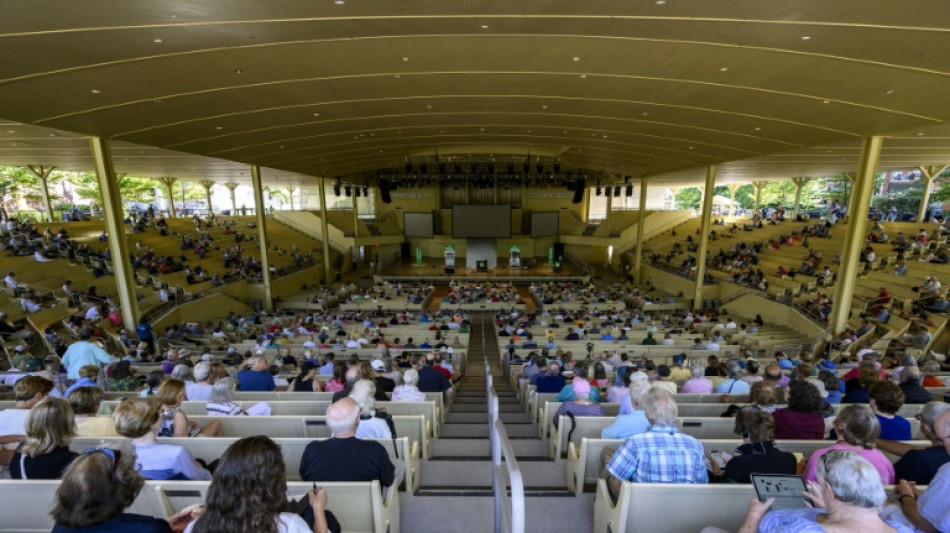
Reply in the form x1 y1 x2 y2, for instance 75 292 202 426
601 410 650 440
61 341 119 380
714 378 751 395
237 369 275 391
877 414 912 440
606 425 708 484
319 362 335 375
759 508 915 533
52 513 173 533
556 383 601 403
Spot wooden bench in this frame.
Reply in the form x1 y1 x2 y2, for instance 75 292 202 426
0 479 399 533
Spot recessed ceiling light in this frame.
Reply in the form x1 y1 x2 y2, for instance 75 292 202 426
916 132 925 136
279 145 285 149
542 105 548 109
49 133 57 137
688 146 694 149
440 130 445 133
234 69 243 74
394 74 400 78
754 127 762 131
642 112 648 116
5 130 13 133
426 104 432 109
720 67 729 72
562 130 568 134
573 57 581 62
827 150 832 153
402 57 409 62
801 36 811 40
215 126 223 130
379 150 384 153
656 0 666 4
152 38 164 43
603 135 608 139
480 128 485 131
480 24 489 29
313 113 320 117
90 89 101 94
884 89 895 95
334 0 344 4
822 100 830 104
580 74 587 79
527 130 532 133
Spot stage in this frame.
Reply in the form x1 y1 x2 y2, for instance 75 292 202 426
376 258 588 284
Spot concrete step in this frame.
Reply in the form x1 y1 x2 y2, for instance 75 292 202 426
420 459 567 488
451 402 522 413
440 423 538 439
431 437 548 459
446 412 531 424
399 493 593 533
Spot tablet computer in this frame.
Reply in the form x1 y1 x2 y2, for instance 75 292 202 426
751 474 808 511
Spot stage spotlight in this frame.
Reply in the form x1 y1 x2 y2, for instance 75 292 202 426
614 186 621 197
523 160 530 174
345 186 352 197
405 160 412 173
536 161 543 174
454 162 462 174
595 185 602 196
507 162 515 174
333 180 341 197
438 162 446 174
626 184 633 197
355 187 361 198
553 160 560 174
420 162 427 174
469 162 478 174
487 161 495 174
363 186 369 196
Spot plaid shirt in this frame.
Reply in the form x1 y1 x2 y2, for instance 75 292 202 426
606 425 708 484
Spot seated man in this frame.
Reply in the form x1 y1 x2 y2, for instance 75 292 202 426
555 362 601 402
604 388 707 500
534 361 566 393
895 410 950 532
879 401 950 485
236 354 276 391
299 398 400 489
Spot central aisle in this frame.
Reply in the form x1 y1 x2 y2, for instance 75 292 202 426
399 313 594 533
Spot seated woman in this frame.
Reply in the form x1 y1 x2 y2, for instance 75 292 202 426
749 382 779 413
10 397 77 479
206 378 247 416
552 379 605 429
157 379 221 437
68 386 119 437
804 404 895 485
184 436 333 533
324 362 346 393
51 444 195 533
392 369 426 402
735 450 916 533
715 407 797 484
843 368 880 404
109 360 141 392
772 380 825 440
288 361 324 393
350 380 392 439
113 397 211 481
869 380 912 440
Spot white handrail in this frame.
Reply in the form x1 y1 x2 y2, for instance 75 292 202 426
486 360 525 533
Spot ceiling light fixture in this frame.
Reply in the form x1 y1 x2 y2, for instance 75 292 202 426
801 35 811 40
152 38 164 43
402 56 409 62
313 113 320 117
90 89 101 94
542 105 548 109
580 74 587 79
334 0 344 4
916 132 926 136
480 24 489 29
215 126 223 130
754 127 762 131
884 89 895 95
720 67 729 72
656 0 666 4
234 69 243 74
822 100 830 104
573 57 581 62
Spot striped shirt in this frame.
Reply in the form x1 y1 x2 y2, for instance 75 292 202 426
606 425 708 484
205 402 244 416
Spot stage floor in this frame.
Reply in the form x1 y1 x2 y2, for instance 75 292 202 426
378 258 586 282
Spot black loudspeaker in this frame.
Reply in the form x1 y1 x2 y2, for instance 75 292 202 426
553 242 565 259
571 177 586 204
380 179 392 204
400 242 411 260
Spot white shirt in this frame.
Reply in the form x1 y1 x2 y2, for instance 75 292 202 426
0 408 30 436
706 342 721 350
392 385 425 402
84 306 101 321
186 513 311 533
356 416 392 439
185 382 213 402
4 275 16 288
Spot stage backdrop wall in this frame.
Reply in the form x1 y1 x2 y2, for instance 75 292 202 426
466 239 497 269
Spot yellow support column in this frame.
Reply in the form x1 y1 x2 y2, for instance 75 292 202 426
752 181 766 213
830 136 883 334
727 183 739 217
158 177 178 218
791 177 811 218
917 165 948 222
287 186 296 211
198 180 215 215
223 182 239 214
249 166 273 312
89 138 139 328
633 177 648 285
26 165 56 223
692 166 717 311
843 172 857 217
318 177 333 284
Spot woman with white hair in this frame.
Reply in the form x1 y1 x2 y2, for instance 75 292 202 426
734 450 915 532
186 362 213 401
349 380 392 439
680 364 714 394
392 369 425 402
206 378 246 416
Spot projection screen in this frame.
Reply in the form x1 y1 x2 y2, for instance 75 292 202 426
452 205 511 238
404 212 434 238
531 212 559 237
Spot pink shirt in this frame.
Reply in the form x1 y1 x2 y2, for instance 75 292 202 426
804 443 895 485
680 378 713 394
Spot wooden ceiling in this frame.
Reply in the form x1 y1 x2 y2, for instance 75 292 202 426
1 1 950 186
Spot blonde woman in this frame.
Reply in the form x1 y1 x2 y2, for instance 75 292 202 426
113 397 211 481
10 397 77 479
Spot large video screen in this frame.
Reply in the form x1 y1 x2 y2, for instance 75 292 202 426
404 212 433 238
452 205 511 238
531 211 559 237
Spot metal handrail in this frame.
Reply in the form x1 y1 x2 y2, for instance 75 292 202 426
486 358 525 533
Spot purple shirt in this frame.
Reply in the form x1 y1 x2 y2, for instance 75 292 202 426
680 378 713 394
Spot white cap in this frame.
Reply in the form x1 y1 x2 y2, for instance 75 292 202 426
805 377 829 398
371 359 385 371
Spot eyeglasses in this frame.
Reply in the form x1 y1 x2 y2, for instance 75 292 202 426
82 447 121 472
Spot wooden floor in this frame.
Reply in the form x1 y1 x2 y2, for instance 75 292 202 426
380 258 584 281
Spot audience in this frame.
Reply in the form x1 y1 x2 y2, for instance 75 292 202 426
350 380 393 439
716 407 796 484
392 369 426 402
772 380 825 440
868 380 912 441
552 378 605 429
803 404 895 485
113 397 211 481
10 397 77 479
68 386 119 437
880 401 950 485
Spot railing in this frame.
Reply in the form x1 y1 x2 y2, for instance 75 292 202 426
486 359 525 533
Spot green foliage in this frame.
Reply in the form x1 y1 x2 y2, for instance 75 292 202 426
674 187 702 210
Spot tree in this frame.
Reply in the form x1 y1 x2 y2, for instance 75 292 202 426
674 187 702 210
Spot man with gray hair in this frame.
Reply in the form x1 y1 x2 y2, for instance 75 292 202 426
236 354 275 391
879 401 950 485
898 365 934 404
605 387 707 500
331 366 362 403
298 398 396 488
896 410 950 532
714 360 751 395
